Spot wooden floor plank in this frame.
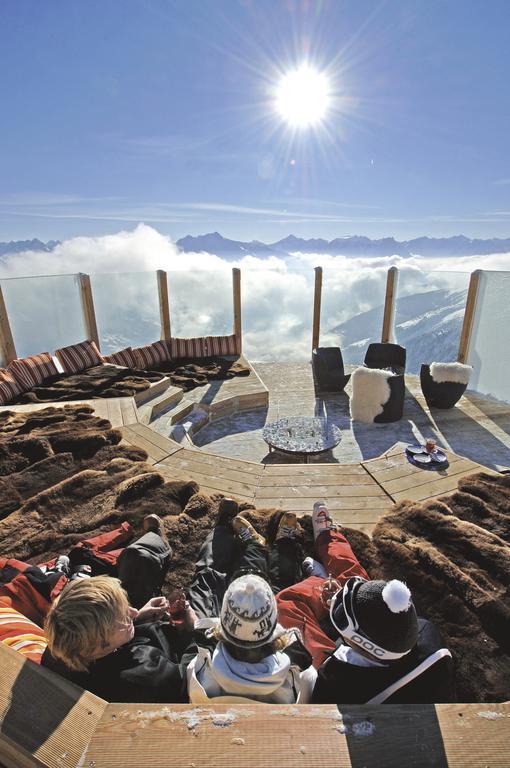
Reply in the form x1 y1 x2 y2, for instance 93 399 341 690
177 447 263 473
158 458 264 487
157 466 258 498
391 468 487 503
382 460 484 495
84 702 510 768
121 426 174 463
263 464 367 476
256 496 392 512
258 472 376 487
120 397 138 425
255 484 387 499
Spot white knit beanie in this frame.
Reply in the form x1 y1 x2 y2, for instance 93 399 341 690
220 574 281 648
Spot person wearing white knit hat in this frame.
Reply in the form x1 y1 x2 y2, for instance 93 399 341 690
186 507 317 703
186 571 317 703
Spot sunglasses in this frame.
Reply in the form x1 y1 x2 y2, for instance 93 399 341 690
329 577 410 662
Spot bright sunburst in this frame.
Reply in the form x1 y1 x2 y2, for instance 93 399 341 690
275 65 331 128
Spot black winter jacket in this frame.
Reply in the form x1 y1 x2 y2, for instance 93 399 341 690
312 618 455 705
42 621 197 703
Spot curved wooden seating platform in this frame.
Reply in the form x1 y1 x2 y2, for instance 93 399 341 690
0 361 506 768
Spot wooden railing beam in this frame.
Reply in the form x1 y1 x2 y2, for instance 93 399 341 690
458 269 481 364
232 268 242 353
78 273 100 349
312 266 323 351
381 266 398 343
0 284 17 364
157 270 171 340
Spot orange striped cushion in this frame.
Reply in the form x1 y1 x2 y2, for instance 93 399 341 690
204 335 240 357
55 340 103 374
0 604 47 664
170 337 207 359
103 347 138 368
0 368 23 405
9 353 59 389
132 341 172 370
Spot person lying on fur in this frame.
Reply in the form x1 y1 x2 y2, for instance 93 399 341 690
276 502 455 705
41 515 198 703
42 575 198 703
185 499 317 703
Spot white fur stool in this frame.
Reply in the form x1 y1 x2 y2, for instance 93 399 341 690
350 366 405 423
420 362 472 409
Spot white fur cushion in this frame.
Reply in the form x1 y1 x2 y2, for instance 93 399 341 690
430 362 472 385
350 366 392 423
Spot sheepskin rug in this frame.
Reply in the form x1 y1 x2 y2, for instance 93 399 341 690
12 364 164 403
0 405 508 701
430 362 472 385
367 473 510 702
350 366 392 423
155 356 250 392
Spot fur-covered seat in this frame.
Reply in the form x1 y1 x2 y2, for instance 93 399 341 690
350 366 405 423
420 362 472 409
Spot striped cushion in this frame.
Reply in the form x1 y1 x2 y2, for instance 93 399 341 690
102 347 138 368
55 340 103 374
9 353 59 390
132 341 172 370
0 603 47 664
170 337 207 359
204 335 240 357
0 368 23 405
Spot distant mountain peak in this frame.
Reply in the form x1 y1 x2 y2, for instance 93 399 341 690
177 232 510 259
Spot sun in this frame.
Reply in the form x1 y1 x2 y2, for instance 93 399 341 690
275 65 331 128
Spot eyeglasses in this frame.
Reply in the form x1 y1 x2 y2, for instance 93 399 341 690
115 612 134 631
329 577 410 662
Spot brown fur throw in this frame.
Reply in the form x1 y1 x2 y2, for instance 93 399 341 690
12 364 164 403
368 473 510 702
154 356 250 392
0 405 508 702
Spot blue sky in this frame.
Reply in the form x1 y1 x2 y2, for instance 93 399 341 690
1 0 509 243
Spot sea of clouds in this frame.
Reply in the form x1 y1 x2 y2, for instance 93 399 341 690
1 223 509 365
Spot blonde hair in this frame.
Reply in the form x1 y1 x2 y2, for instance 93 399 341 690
44 576 129 672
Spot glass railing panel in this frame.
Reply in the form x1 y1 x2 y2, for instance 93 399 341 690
90 272 161 354
242 266 314 361
469 270 510 403
167 269 233 338
319 266 387 367
394 269 470 374
0 273 86 359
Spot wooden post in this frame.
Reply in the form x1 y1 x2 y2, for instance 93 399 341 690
78 273 100 349
312 266 323 351
157 270 171 340
232 268 242 353
458 269 481 364
381 266 398 343
0 284 17 365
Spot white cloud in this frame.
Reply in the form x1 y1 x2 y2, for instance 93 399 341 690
0 225 509 364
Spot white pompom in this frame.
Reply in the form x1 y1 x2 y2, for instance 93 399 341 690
382 580 411 613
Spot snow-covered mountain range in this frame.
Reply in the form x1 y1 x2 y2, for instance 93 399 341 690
177 232 510 259
2 233 509 260
328 288 467 373
0 239 60 257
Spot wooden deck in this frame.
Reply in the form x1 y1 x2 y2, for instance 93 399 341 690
121 422 494 533
0 643 507 768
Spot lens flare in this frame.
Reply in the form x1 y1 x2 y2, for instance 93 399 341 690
275 65 330 128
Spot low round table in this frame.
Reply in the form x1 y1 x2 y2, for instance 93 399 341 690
262 416 341 463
